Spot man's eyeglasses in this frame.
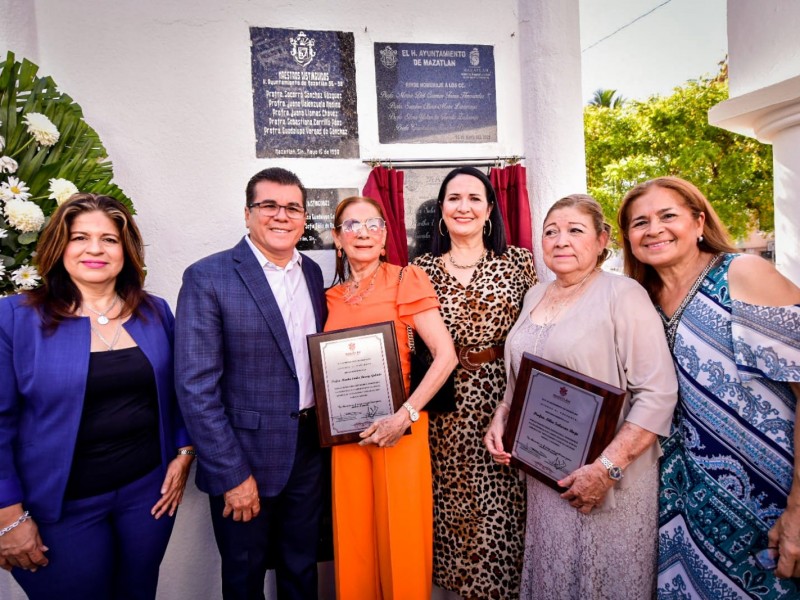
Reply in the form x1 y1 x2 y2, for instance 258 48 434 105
337 217 387 234
248 200 306 220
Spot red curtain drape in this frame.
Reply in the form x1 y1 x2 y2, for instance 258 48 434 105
490 164 533 252
362 166 409 266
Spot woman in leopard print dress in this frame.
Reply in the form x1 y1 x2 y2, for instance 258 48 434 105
413 167 535 600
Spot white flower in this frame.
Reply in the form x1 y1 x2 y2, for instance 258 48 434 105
0 229 8 238
0 134 5 153
11 265 40 289
5 199 45 233
1 176 31 201
48 178 79 205
23 112 60 147
0 156 18 174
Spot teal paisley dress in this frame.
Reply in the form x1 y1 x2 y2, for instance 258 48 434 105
657 254 800 599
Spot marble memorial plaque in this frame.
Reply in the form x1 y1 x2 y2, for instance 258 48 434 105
298 187 358 251
403 168 451 260
374 43 497 144
251 27 359 158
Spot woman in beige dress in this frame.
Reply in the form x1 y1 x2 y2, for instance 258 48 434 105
485 194 678 599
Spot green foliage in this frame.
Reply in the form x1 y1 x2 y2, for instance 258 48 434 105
0 51 132 294
585 72 773 241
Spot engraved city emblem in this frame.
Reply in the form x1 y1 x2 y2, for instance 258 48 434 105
559 387 568 397
290 31 316 67
379 45 398 69
469 47 480 67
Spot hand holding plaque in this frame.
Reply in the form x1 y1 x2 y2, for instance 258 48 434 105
502 353 625 491
307 322 408 447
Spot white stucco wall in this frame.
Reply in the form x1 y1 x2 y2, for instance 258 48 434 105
2 0 527 307
726 0 800 97
710 0 800 282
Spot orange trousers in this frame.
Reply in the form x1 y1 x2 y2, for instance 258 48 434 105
332 412 433 600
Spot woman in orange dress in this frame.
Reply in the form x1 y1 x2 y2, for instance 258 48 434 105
325 196 457 600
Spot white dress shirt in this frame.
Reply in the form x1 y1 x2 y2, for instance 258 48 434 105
245 236 317 410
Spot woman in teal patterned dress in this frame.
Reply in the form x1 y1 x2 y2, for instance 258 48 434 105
619 176 800 598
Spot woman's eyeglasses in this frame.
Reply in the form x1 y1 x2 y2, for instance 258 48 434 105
337 217 387 234
248 200 306 220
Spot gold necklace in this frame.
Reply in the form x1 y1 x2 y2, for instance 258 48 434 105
343 263 382 305
448 249 487 269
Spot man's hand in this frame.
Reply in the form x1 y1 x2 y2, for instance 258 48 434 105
222 475 260 522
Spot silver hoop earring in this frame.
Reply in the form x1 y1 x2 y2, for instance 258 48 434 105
439 218 448 237
484 220 492 236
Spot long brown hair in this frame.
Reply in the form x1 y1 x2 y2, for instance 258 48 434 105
618 177 737 299
25 193 151 329
545 194 612 267
332 196 387 285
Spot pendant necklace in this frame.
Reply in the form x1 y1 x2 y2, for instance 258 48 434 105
343 263 382 305
82 294 120 325
448 249 487 269
80 303 125 351
531 269 597 356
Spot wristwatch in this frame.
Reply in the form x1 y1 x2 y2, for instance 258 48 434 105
402 402 420 423
598 454 623 481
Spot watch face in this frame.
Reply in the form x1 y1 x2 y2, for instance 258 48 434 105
410 410 419 422
608 466 623 481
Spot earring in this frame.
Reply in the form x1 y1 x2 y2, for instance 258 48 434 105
438 218 448 237
698 235 704 244
484 220 493 236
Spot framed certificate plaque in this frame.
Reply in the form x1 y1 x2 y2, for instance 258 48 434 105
307 321 408 447
503 353 625 491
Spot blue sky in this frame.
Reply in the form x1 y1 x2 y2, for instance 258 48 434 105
579 0 727 102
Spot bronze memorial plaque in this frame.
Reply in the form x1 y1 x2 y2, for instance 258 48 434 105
307 322 407 447
503 353 625 491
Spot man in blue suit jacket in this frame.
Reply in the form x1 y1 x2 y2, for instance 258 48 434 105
175 168 326 600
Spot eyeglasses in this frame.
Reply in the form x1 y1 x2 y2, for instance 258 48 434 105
337 217 386 234
248 200 306 220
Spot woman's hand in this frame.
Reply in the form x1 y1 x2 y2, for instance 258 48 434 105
484 405 512 466
558 461 615 515
151 451 194 519
768 502 800 578
359 410 409 448
0 505 48 572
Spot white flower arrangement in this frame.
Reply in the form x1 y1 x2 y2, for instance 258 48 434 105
0 51 133 294
4 199 45 233
48 178 79 206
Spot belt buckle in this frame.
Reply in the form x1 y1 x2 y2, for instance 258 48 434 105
458 345 482 371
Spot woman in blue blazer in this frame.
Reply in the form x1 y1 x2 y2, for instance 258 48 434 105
0 194 193 600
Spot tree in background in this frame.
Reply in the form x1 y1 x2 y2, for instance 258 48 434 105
584 63 773 240
589 88 626 108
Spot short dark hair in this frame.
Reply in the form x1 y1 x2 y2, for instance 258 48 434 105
430 166 508 256
245 167 307 208
25 193 151 330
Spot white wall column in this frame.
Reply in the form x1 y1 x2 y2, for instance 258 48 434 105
709 77 800 283
517 0 586 277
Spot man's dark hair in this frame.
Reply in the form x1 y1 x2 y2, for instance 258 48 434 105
245 167 307 208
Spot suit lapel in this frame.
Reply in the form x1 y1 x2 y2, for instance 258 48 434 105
233 238 297 373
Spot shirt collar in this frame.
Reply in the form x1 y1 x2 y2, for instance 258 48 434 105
244 235 303 272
